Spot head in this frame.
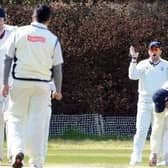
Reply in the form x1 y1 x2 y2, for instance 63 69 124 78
148 41 162 62
0 7 5 31
32 4 51 25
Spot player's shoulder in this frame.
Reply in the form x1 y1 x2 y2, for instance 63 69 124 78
138 59 149 65
135 59 149 68
4 24 17 32
160 58 168 64
46 30 59 44
47 30 58 39
15 25 33 35
17 25 30 30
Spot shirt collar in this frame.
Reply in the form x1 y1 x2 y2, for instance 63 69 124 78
148 58 161 66
31 21 48 30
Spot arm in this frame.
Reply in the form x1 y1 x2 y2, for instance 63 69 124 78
128 45 143 80
52 38 63 100
128 62 141 80
53 64 62 93
2 56 13 96
52 64 63 100
1 31 16 96
3 56 12 85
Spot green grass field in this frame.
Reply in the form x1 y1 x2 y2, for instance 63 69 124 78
1 139 167 167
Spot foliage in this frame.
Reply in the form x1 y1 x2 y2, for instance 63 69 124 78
4 1 168 115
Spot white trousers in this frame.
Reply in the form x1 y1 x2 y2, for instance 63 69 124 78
0 96 4 160
0 94 9 160
7 80 50 166
150 109 168 155
26 102 52 164
130 101 153 162
42 105 52 161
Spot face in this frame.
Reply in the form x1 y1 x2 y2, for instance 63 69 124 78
0 17 4 31
148 46 162 62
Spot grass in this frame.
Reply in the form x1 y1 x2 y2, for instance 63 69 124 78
46 139 149 165
2 138 167 167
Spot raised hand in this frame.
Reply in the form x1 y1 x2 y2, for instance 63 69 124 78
129 46 139 59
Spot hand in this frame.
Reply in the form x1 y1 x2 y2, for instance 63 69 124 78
1 85 9 97
129 46 139 58
52 91 62 100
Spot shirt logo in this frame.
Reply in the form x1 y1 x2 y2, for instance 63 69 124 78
27 35 46 43
160 67 164 71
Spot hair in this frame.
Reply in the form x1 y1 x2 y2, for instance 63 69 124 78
33 4 51 23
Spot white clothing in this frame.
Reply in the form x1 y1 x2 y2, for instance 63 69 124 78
150 107 168 162
5 21 63 166
26 81 54 164
0 24 16 160
7 80 51 162
129 58 168 164
0 24 17 86
6 21 63 81
161 81 168 90
129 59 168 100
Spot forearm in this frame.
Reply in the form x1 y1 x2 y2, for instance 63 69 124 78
128 62 140 80
3 55 12 85
53 64 62 93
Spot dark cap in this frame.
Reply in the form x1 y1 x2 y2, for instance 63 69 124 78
0 7 5 18
148 41 161 48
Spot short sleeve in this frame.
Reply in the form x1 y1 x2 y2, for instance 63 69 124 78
52 39 64 66
5 31 16 58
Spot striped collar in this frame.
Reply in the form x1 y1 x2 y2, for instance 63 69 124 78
31 21 48 30
149 59 161 66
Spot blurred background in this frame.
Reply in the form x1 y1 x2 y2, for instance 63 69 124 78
1 0 167 138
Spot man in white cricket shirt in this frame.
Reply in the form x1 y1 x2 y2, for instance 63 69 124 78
128 41 168 166
1 4 63 168
0 6 16 162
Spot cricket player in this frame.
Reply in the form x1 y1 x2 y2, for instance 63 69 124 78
0 7 17 161
149 83 168 166
128 41 168 166
1 4 63 168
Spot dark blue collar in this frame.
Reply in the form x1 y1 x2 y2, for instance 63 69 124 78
149 60 161 66
31 21 48 30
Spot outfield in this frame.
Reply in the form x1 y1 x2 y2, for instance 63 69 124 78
1 139 166 167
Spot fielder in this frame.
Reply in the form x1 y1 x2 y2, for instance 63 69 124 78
149 82 168 166
0 7 17 161
128 41 168 166
1 4 63 168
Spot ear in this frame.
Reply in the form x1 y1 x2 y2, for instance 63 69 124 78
32 15 36 22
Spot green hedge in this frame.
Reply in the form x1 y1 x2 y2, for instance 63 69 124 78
4 1 168 115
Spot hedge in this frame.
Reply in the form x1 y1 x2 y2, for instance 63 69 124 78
3 1 168 115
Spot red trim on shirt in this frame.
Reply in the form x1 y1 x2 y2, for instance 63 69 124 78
27 35 46 43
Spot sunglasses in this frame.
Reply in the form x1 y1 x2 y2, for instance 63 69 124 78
149 47 161 52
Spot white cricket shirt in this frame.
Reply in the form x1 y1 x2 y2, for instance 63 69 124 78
129 58 168 101
0 24 17 86
6 21 63 81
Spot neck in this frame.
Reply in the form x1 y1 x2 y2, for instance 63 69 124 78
150 57 160 63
